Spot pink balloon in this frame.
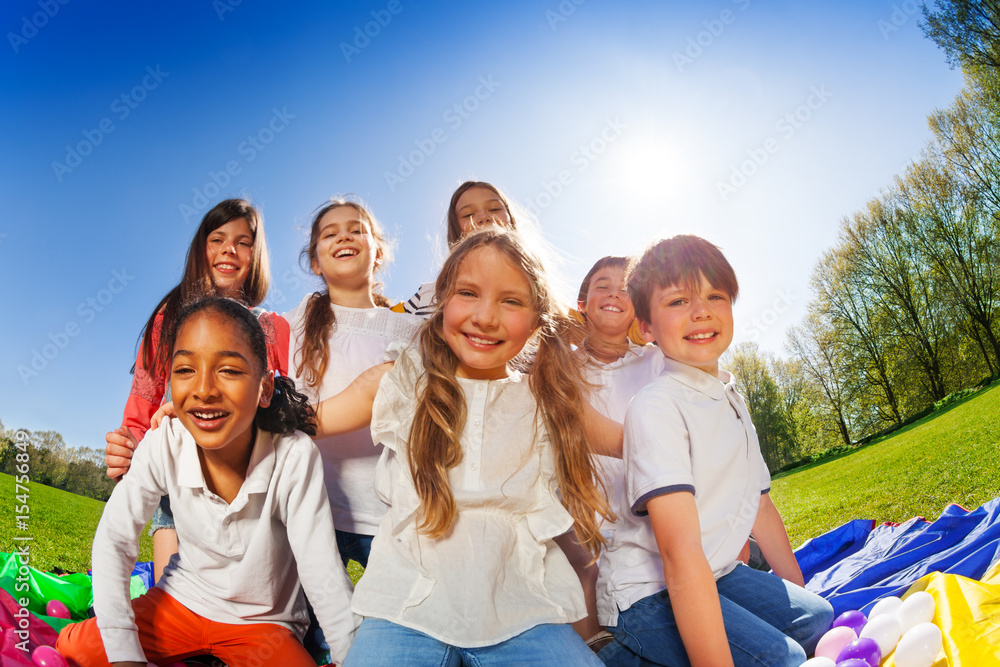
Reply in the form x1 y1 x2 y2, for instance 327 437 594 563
815 625 858 661
44 600 70 620
31 646 69 667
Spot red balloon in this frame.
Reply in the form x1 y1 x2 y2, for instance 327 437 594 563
31 645 69 667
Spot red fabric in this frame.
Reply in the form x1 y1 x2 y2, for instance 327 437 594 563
55 588 315 667
120 310 291 442
0 588 59 663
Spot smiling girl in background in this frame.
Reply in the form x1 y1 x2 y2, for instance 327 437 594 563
285 197 421 568
395 180 519 317
104 199 289 580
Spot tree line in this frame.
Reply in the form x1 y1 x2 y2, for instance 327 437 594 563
726 1 1000 472
0 420 117 501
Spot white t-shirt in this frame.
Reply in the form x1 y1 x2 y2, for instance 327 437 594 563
350 346 586 646
579 343 665 536
596 357 771 626
285 295 422 534
92 418 359 664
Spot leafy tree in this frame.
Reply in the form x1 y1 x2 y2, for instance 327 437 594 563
786 317 855 447
921 0 1000 72
725 342 794 471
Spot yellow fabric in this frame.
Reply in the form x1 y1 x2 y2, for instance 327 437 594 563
390 302 405 313
881 566 1000 666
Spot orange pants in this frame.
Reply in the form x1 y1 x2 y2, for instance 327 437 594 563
56 587 316 667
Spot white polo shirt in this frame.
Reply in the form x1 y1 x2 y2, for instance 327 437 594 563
92 418 359 664
596 357 771 626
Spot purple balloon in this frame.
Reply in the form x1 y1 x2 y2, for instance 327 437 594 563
836 636 882 667
831 609 867 636
837 661 871 667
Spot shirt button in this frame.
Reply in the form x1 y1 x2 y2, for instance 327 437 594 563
470 463 478 471
477 384 484 392
222 517 230 525
474 418 481 426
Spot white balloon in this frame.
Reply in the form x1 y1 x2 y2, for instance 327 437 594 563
860 612 902 655
868 595 902 619
896 591 936 634
798 658 836 667
893 622 943 667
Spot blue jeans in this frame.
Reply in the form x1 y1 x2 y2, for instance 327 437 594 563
600 564 833 667
335 529 374 568
148 496 174 535
344 618 604 666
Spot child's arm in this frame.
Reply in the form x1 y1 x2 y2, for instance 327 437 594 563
751 492 804 586
647 492 734 667
313 361 393 437
92 426 170 664
582 402 623 458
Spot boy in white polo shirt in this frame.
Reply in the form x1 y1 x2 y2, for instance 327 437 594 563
596 236 832 667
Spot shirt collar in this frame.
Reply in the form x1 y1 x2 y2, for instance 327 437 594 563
660 356 732 400
176 423 276 498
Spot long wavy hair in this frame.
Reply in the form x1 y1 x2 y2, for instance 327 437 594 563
408 228 614 557
295 198 393 391
135 198 270 379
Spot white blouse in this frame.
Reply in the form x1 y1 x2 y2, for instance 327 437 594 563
286 296 422 534
350 346 586 646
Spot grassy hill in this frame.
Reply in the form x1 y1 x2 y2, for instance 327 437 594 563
3 383 999 573
0 472 153 572
772 382 1000 548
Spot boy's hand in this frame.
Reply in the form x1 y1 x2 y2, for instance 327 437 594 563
105 426 137 481
150 401 176 430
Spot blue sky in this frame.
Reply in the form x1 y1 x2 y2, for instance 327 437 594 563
1 1 963 451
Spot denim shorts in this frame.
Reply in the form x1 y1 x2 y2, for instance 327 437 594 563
148 495 175 535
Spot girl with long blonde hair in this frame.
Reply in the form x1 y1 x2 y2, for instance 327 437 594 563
314 227 621 665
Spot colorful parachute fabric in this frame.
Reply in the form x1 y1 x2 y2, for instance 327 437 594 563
0 551 149 661
797 497 1000 665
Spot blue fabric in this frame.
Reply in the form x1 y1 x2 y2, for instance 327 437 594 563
344 618 604 666
129 561 155 592
799 497 1000 616
601 564 832 667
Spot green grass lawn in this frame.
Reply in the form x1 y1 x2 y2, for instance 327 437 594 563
4 384 1000 573
773 382 1000 548
0 472 153 572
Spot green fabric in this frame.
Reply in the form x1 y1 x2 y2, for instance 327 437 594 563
0 551 148 632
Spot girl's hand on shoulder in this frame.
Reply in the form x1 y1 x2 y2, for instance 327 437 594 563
105 426 138 481
150 401 176 430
